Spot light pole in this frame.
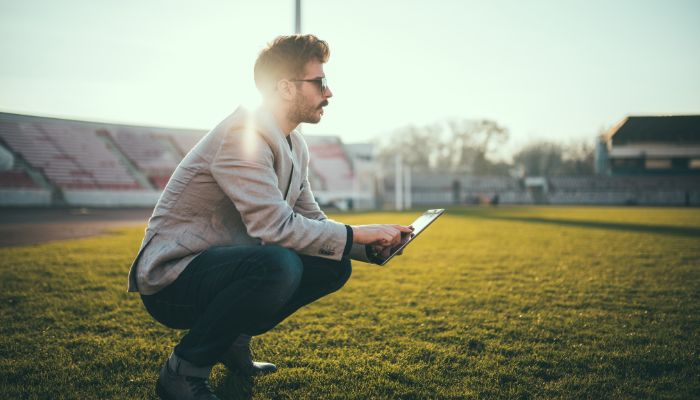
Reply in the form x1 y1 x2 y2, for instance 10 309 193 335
295 0 302 34
395 154 403 211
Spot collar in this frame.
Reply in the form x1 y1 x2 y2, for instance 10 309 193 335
255 105 293 139
254 105 296 154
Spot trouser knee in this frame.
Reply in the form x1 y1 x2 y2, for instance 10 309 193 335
327 257 352 293
254 246 304 310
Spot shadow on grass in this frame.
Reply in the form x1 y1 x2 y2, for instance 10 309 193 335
449 208 700 238
216 372 254 400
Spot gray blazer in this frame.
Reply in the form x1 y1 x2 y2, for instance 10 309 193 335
128 106 370 295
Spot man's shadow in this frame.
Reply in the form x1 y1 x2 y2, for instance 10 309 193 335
214 370 255 400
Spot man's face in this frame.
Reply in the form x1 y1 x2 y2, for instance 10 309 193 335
288 59 333 125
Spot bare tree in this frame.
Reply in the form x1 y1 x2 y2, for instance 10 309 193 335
376 124 441 171
376 118 510 175
514 139 594 176
562 139 595 175
446 119 509 174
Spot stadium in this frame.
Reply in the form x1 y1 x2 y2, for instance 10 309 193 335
1 110 699 399
1 2 699 399
2 112 699 209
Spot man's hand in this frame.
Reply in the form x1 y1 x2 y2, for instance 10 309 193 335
370 244 393 259
371 230 414 259
351 224 413 247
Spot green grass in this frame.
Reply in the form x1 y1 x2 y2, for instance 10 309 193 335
1 206 699 399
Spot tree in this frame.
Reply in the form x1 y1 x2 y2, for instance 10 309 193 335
376 124 441 171
513 139 595 176
446 119 509 174
376 118 510 176
561 139 595 175
513 141 565 176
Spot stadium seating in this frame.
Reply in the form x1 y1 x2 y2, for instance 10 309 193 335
148 175 172 190
1 111 697 207
170 132 204 156
0 170 37 188
1 121 95 189
0 120 142 190
105 129 181 189
549 176 700 192
306 137 354 193
43 123 141 189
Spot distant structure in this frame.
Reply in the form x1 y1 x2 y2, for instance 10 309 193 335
304 135 379 211
0 112 204 207
596 115 700 175
0 112 381 209
344 142 382 210
383 115 700 206
1 111 698 207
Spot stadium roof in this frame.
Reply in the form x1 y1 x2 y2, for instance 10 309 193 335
606 115 700 145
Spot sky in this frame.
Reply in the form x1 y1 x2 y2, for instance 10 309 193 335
1 0 699 159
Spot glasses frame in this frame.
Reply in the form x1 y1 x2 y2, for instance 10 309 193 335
290 77 329 94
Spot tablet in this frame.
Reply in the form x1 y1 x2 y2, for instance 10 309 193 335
378 208 445 266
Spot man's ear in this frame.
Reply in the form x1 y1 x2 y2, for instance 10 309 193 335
276 79 296 101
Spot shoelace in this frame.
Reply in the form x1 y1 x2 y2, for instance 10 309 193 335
185 376 214 397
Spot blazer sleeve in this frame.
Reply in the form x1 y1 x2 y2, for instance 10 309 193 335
293 158 373 264
210 129 348 260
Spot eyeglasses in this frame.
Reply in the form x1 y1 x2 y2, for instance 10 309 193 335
290 77 329 94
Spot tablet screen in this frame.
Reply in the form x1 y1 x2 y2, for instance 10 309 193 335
379 209 445 266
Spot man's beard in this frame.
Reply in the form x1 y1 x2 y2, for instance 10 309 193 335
289 96 328 125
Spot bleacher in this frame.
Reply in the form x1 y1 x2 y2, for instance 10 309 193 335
305 136 355 204
170 132 203 157
106 129 180 189
0 120 140 190
0 170 37 188
0 112 205 206
43 122 141 190
1 121 93 189
549 176 700 192
1 110 697 208
406 172 519 192
546 175 700 205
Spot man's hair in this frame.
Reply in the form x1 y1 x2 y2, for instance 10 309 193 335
254 34 330 95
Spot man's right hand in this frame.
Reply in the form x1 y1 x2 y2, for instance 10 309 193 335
351 224 413 247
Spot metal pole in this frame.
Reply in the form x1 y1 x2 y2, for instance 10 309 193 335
295 0 302 34
395 154 403 211
404 165 411 210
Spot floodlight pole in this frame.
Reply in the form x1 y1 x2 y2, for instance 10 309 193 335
395 154 403 210
404 165 412 210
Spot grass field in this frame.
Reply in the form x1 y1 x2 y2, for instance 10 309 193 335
1 206 699 399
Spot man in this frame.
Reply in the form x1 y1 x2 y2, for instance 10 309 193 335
128 34 412 400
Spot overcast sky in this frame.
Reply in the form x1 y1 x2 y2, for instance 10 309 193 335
1 0 699 159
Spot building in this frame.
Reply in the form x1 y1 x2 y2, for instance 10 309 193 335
598 115 700 175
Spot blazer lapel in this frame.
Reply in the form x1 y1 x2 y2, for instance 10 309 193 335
255 107 300 205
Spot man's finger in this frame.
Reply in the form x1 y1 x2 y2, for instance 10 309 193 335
380 247 391 258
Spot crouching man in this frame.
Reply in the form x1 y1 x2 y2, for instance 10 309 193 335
127 34 412 400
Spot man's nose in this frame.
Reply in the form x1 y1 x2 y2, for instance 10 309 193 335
325 87 333 98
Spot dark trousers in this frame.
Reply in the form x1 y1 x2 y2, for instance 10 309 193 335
141 245 352 367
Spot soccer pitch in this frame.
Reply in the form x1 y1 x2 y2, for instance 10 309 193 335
1 206 699 399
